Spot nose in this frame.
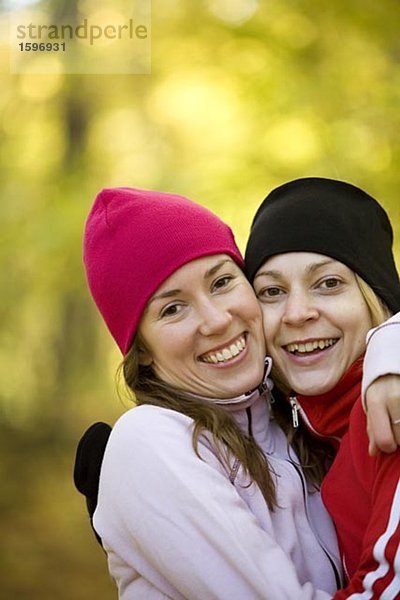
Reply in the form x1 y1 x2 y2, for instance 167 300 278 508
282 289 319 326
198 299 233 336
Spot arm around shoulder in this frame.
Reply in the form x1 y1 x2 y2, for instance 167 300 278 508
362 311 400 401
362 312 400 453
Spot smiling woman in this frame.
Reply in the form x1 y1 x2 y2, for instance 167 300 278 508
245 177 400 599
253 254 374 396
81 186 343 599
137 255 266 399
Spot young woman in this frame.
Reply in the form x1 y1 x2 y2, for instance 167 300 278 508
81 186 343 599
245 177 400 598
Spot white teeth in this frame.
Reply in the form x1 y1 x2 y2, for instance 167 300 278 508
201 336 246 364
230 344 240 357
286 339 337 354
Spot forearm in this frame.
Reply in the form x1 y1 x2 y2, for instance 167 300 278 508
362 311 400 402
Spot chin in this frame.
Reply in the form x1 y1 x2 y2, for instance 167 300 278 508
292 378 337 397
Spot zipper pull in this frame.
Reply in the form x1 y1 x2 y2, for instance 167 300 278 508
258 381 269 395
289 396 299 428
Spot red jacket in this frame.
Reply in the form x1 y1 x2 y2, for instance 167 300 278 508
290 360 400 598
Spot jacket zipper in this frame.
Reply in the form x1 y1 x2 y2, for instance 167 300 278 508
289 459 344 589
289 395 341 445
248 400 343 587
246 407 253 437
289 396 299 428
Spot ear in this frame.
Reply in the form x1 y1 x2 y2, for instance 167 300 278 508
138 346 153 366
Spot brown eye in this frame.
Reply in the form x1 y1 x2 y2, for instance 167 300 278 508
212 275 234 291
321 278 341 289
160 303 182 318
266 287 282 296
256 286 284 300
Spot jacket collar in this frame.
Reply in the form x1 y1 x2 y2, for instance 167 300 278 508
186 357 273 411
291 357 363 441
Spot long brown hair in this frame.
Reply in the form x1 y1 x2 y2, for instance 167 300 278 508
118 336 277 510
272 275 392 486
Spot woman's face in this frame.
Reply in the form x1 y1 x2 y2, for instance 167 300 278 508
138 254 266 399
253 252 372 396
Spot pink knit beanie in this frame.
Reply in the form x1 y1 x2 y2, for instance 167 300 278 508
83 187 244 354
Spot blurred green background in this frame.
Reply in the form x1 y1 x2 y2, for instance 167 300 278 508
1 0 399 597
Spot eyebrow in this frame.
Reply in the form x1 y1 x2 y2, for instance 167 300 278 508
147 259 234 306
254 258 337 280
147 289 181 305
205 258 232 278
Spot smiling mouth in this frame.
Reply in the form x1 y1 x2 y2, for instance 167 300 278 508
199 335 247 364
284 338 339 355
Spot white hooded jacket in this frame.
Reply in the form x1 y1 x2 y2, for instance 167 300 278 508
94 360 342 599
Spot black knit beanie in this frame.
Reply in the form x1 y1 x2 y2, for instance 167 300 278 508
245 177 400 313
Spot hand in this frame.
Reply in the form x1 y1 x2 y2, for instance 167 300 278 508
366 375 400 455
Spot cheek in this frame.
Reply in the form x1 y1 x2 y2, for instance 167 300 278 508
344 302 372 341
258 305 279 345
151 342 185 379
141 328 184 369
249 301 263 325
238 287 263 322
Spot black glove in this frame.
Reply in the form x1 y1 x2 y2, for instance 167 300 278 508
73 421 112 546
